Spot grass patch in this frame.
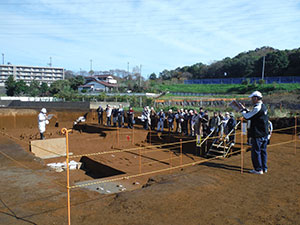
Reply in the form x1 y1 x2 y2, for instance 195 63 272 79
159 83 300 95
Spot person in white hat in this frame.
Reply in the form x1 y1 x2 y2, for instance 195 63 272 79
240 91 269 175
38 108 49 140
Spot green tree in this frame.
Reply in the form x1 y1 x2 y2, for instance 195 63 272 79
286 49 300 76
55 85 77 101
29 80 40 97
69 75 85 90
264 51 289 77
15 80 29 95
5 76 17 96
159 69 172 80
149 73 157 80
49 80 70 95
40 82 49 96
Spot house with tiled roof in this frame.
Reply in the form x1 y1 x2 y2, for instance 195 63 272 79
78 74 118 93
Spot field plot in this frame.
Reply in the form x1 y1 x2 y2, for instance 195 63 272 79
0 109 299 225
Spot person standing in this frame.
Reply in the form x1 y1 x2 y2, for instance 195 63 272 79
106 105 112 126
183 109 189 135
241 91 269 175
38 108 49 140
209 111 220 137
157 109 165 132
112 106 118 127
96 105 103 125
142 106 150 130
117 104 124 128
201 110 209 137
127 107 134 129
167 109 175 131
225 112 237 144
150 107 157 130
190 110 198 137
175 109 180 133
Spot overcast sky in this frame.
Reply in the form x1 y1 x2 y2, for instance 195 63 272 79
1 0 300 77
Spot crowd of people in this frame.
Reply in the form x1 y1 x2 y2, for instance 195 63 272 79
96 104 237 142
97 104 134 129
140 106 237 140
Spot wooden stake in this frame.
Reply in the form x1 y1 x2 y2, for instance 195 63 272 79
295 116 297 155
117 127 119 147
132 127 134 145
139 148 142 174
241 118 244 174
180 139 183 166
149 127 151 145
62 128 72 225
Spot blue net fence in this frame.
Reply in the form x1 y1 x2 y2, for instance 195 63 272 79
184 76 300 85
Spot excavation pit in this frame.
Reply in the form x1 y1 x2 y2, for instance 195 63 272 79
79 156 126 179
77 156 127 194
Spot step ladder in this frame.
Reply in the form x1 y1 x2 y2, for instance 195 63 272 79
206 121 240 158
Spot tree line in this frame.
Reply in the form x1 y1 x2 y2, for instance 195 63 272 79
4 75 85 98
150 46 300 81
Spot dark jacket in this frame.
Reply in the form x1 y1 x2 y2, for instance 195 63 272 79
242 102 268 138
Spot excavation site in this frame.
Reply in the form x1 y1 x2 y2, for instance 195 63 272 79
0 108 299 225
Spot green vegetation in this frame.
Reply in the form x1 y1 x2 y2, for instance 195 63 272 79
151 47 300 81
158 83 300 95
4 75 85 100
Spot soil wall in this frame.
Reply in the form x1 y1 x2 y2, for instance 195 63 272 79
0 109 97 129
1 108 299 133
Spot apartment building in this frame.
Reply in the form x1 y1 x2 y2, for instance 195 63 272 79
0 64 64 86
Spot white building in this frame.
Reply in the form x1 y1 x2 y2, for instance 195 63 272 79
0 64 64 86
78 75 118 93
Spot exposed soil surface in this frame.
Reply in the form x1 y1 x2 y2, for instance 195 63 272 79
0 109 300 225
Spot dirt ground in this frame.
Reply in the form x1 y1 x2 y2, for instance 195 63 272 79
0 109 300 225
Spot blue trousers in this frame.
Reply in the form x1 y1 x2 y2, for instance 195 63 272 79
107 116 111 126
157 120 164 132
251 136 268 171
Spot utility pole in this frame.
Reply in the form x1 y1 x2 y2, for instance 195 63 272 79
2 53 4 65
49 57 52 67
127 62 129 76
90 59 93 71
261 56 265 80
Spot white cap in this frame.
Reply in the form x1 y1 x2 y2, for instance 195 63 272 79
41 108 47 114
249 91 262 98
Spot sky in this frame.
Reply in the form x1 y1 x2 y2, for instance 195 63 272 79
1 0 300 78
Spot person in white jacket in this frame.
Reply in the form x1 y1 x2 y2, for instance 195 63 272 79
38 108 49 140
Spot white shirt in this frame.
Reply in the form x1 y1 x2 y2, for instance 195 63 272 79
38 112 48 133
106 108 112 117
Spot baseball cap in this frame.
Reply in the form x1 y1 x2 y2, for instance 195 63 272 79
249 91 262 98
